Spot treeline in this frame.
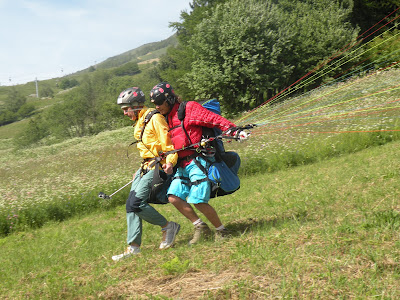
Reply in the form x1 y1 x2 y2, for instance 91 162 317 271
9 0 400 148
155 0 399 113
0 89 35 126
14 71 137 147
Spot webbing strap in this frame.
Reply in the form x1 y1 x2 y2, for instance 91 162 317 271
172 175 209 186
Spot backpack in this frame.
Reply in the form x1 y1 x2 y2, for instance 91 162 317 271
176 99 241 198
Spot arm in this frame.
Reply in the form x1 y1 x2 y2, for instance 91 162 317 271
152 113 178 172
185 101 236 132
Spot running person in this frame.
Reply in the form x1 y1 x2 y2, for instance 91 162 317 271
112 87 180 261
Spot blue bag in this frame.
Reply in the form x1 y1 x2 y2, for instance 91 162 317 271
208 151 241 198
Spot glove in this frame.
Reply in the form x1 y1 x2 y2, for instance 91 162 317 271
235 130 250 142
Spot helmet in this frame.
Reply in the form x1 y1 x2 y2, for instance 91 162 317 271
117 87 145 108
150 82 177 105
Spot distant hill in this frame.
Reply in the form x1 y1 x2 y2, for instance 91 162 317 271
0 34 177 103
76 34 178 73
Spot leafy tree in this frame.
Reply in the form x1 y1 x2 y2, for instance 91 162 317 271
156 0 227 99
182 0 358 113
17 103 35 118
40 86 54 98
5 88 27 113
156 44 195 99
0 110 17 126
351 0 399 39
113 61 140 76
59 78 79 90
13 115 49 148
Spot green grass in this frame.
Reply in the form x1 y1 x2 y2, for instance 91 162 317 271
1 68 400 298
0 139 399 298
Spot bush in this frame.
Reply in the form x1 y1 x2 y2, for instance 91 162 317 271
59 78 79 90
13 115 49 148
0 110 17 126
17 103 35 118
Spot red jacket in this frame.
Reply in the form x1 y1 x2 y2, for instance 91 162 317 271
167 101 236 163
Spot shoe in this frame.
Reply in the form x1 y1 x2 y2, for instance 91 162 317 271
189 222 212 245
112 246 140 261
160 221 181 249
215 228 232 241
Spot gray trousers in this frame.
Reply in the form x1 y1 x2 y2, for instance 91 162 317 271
126 168 168 246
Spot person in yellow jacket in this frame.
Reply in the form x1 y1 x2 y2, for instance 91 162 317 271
112 87 180 261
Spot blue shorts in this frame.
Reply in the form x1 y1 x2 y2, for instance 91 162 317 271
168 156 211 204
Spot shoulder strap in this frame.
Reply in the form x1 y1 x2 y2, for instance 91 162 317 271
170 102 192 145
177 101 187 121
127 110 160 158
140 110 160 141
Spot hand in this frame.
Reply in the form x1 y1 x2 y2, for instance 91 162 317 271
235 130 250 142
162 162 174 175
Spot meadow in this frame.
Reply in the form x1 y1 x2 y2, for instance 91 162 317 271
0 68 399 298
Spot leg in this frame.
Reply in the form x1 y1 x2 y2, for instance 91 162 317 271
126 211 142 247
168 195 200 223
193 203 222 228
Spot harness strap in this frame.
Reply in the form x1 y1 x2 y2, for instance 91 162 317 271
172 175 209 186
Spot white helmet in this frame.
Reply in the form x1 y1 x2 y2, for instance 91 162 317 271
117 87 145 108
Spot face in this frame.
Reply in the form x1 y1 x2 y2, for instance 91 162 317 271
122 106 140 121
155 100 170 115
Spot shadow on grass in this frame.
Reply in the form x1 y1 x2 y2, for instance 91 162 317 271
226 209 310 236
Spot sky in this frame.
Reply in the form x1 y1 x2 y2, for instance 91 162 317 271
0 0 191 86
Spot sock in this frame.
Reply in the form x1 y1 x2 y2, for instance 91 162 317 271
162 222 170 231
193 219 204 226
215 225 225 231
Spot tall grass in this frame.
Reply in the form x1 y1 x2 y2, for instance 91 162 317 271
1 122 400 236
238 126 400 176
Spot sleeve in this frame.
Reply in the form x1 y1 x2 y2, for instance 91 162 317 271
186 101 236 132
151 113 178 166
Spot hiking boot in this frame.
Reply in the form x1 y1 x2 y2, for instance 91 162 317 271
215 228 232 241
160 221 181 249
112 245 141 261
189 223 212 245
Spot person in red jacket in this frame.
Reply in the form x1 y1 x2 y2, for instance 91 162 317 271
150 82 245 244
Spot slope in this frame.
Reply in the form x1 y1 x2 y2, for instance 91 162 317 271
0 139 399 298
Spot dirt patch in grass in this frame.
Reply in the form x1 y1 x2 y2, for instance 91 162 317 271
98 268 268 299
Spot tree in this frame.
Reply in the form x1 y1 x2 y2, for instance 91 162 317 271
17 103 35 118
5 88 27 113
0 110 17 126
40 86 54 98
13 115 49 148
113 61 140 76
155 0 227 99
59 78 79 90
351 0 399 39
182 0 358 113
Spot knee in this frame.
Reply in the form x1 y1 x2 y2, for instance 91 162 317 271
168 195 182 205
126 191 143 213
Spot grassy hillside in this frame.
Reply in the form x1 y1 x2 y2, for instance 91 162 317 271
0 66 399 297
91 34 177 70
0 139 399 298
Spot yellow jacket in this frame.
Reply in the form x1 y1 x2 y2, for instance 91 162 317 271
134 107 178 169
